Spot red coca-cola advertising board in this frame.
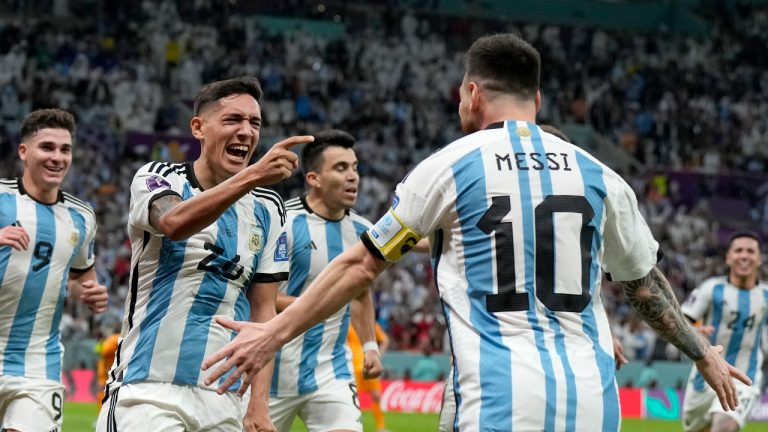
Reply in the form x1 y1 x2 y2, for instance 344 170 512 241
358 380 444 413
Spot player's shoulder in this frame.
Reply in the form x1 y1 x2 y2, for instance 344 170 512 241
698 276 728 291
61 191 96 220
0 177 20 194
248 187 286 225
136 161 186 177
347 208 373 226
757 280 768 293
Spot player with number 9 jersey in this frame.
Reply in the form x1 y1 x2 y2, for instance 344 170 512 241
362 120 659 431
100 160 289 424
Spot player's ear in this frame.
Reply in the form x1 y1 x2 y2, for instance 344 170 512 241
306 171 320 188
190 116 204 140
535 90 541 113
468 81 481 112
18 142 27 161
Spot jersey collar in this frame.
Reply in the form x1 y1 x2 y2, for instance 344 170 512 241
300 194 349 221
17 177 63 204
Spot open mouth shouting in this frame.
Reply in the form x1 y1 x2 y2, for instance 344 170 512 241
225 144 250 162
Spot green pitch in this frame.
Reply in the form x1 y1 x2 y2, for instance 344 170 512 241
64 402 768 431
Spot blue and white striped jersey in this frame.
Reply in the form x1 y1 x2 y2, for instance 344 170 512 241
362 121 659 431
682 276 768 392
0 178 96 382
105 162 289 396
270 196 372 397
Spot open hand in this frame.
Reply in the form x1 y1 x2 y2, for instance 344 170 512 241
694 345 752 411
0 226 29 251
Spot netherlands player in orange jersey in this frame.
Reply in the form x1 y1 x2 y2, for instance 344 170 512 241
348 321 390 432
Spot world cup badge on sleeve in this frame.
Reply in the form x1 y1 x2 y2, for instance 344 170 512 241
145 175 171 192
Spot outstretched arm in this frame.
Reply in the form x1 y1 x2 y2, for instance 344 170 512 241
619 266 751 410
202 241 390 394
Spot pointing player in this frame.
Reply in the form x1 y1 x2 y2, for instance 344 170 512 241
203 35 750 430
96 77 313 431
0 108 108 432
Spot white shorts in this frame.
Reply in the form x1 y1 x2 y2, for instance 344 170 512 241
0 375 64 432
683 379 760 432
438 371 456 432
96 382 243 432
246 379 362 432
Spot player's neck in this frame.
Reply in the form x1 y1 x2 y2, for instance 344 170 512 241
305 193 345 220
479 100 537 129
20 172 59 204
729 274 757 289
192 159 223 190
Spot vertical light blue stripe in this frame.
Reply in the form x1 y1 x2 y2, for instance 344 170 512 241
0 193 17 297
451 148 512 431
531 124 579 431
297 322 324 393
270 350 282 396
694 284 724 391
175 206 238 386
326 221 351 378
746 290 768 380
221 289 251 390
331 304 352 379
4 203 56 376
725 289 752 365
353 221 369 237
124 184 193 384
43 209 86 380
287 215 310 297
575 151 619 431
507 123 557 431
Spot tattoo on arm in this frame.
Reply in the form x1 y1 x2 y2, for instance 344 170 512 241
620 266 708 361
149 194 182 232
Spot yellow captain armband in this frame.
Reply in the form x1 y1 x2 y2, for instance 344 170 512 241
366 209 422 262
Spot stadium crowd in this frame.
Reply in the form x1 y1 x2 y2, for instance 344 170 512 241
1 0 767 365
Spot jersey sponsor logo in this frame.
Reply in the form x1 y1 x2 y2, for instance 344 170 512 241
274 232 289 262
368 209 421 262
145 175 171 192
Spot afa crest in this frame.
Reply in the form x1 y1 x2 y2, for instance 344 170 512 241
69 231 80 246
249 230 263 253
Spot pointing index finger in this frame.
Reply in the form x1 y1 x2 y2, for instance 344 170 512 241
273 135 314 150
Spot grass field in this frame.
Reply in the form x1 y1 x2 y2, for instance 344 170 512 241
64 402 768 431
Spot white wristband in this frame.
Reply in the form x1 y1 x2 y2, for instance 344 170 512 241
362 341 380 354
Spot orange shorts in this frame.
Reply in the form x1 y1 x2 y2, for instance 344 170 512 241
354 369 381 393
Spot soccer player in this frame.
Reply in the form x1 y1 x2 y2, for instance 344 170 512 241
0 108 108 432
348 321 390 432
203 35 750 431
255 130 383 432
96 77 313 431
682 231 767 432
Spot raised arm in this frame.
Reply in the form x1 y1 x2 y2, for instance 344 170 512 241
619 266 751 410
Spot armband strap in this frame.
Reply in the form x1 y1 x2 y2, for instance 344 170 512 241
365 209 422 262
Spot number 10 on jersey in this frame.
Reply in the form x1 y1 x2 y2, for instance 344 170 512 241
478 194 594 314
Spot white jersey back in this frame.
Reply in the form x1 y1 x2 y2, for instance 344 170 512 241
363 121 659 431
270 196 372 397
105 162 289 396
0 178 96 381
682 276 768 391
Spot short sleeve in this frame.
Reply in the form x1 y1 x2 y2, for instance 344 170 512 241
71 209 97 271
601 176 659 281
362 160 450 262
250 199 290 283
681 282 714 321
128 162 184 236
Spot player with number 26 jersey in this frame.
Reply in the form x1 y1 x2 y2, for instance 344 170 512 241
363 121 659 431
103 161 289 398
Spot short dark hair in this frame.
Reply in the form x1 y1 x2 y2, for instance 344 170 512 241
539 124 570 143
301 129 356 174
193 76 263 116
727 230 762 250
20 108 76 141
465 33 540 100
